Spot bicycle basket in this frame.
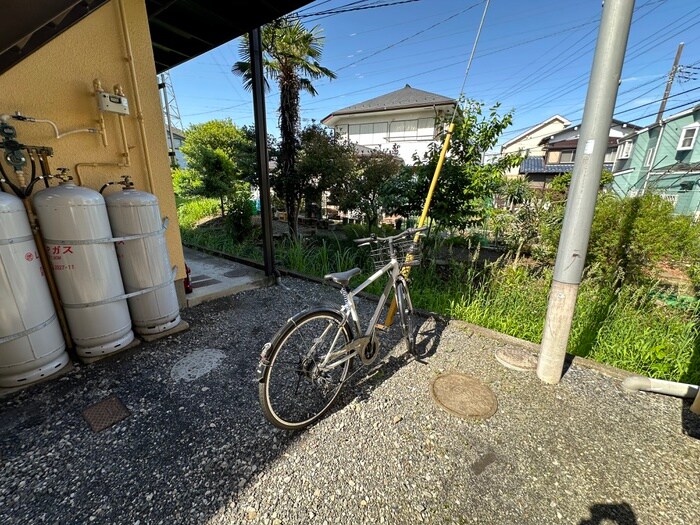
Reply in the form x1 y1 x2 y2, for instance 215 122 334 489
369 237 421 271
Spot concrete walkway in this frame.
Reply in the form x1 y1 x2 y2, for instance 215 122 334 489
1 249 699 525
183 246 273 308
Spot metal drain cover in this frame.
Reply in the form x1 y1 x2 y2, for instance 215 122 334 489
429 372 497 420
83 394 130 432
494 347 537 372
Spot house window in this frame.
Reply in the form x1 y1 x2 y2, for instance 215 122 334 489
372 122 388 143
617 140 633 159
547 150 561 164
348 122 387 144
677 124 699 151
417 118 435 139
604 147 616 163
644 147 655 167
389 119 419 141
560 150 575 163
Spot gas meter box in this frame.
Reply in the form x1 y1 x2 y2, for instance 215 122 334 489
97 92 130 115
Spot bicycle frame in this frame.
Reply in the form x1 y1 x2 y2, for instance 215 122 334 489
314 254 402 372
344 256 401 338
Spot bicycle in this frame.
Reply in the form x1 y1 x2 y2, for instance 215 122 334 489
256 226 428 430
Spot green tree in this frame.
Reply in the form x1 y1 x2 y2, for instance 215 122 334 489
550 169 613 193
333 147 403 229
497 177 533 210
588 193 699 284
232 15 336 237
178 119 256 206
172 166 201 197
379 165 423 220
386 99 521 232
176 118 257 220
194 148 238 217
180 118 255 172
296 123 356 219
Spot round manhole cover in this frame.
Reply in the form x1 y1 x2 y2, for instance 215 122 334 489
429 372 497 420
494 347 537 372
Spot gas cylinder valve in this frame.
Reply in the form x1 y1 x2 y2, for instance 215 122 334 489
55 168 73 183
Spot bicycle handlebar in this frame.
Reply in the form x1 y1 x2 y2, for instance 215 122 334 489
353 226 428 245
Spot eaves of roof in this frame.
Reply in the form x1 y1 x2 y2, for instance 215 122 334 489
501 114 571 150
545 137 619 149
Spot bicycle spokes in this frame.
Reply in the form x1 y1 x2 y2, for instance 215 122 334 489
260 312 352 429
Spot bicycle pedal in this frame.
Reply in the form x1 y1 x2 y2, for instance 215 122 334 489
375 324 389 332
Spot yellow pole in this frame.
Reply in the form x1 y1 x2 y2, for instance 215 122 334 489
382 122 455 327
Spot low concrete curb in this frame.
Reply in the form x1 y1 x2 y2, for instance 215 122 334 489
450 319 636 382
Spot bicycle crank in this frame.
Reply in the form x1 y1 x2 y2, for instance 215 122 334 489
359 335 380 365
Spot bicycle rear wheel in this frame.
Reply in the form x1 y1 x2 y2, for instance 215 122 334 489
395 278 416 355
258 308 353 430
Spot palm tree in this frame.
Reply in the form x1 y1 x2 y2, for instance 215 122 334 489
233 15 336 238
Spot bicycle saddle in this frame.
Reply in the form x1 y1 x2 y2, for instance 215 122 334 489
324 267 361 286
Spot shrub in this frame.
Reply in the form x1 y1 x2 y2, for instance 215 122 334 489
224 182 255 241
588 193 700 283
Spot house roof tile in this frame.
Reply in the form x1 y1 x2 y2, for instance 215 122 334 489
321 84 455 124
519 156 613 174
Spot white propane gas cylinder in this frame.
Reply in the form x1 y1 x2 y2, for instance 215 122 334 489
32 182 134 357
0 192 70 387
105 188 181 335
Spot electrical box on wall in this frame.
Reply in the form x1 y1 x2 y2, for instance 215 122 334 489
97 92 130 115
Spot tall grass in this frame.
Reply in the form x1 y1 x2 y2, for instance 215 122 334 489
177 197 219 229
588 287 698 382
446 263 549 344
179 198 263 262
436 259 698 382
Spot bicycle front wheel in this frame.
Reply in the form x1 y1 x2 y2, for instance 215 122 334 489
395 277 416 355
259 308 353 430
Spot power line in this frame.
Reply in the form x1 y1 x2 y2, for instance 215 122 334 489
490 0 666 104
301 0 422 22
494 83 698 151
494 2 696 116
454 0 490 118
334 1 483 72
624 98 700 124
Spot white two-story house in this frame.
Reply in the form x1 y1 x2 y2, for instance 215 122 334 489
321 84 456 165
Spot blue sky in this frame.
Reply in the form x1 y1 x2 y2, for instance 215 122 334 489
168 0 700 150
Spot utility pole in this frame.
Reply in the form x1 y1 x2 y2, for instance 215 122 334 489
656 42 684 124
537 0 635 384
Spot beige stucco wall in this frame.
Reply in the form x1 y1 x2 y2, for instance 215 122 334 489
0 0 184 285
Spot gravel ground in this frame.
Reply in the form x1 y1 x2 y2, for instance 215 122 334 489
1 274 700 525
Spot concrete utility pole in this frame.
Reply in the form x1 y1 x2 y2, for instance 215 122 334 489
656 42 684 124
537 0 635 384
